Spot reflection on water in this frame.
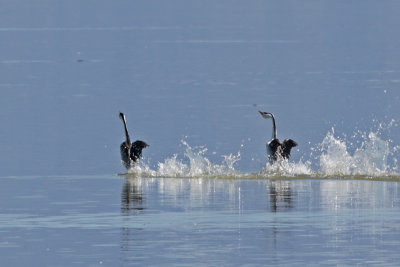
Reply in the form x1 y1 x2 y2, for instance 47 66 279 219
115 176 400 265
121 179 144 214
120 178 145 264
0 175 399 266
269 180 293 212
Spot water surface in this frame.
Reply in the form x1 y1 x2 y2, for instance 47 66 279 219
0 175 399 266
1 1 400 176
1 1 400 266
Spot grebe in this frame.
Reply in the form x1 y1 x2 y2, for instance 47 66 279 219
119 112 149 169
258 111 297 162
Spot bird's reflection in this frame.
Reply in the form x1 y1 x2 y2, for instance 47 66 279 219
121 178 145 215
120 177 146 265
269 180 293 212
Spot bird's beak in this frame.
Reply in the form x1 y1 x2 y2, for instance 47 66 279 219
258 110 263 115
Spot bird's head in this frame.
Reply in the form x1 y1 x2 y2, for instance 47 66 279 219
258 111 274 120
119 112 125 120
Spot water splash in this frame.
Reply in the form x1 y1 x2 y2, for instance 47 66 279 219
126 140 241 178
123 121 399 180
318 126 399 177
319 129 354 176
260 160 314 178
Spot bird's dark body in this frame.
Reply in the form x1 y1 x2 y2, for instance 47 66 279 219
267 139 283 162
267 138 297 162
120 141 148 169
119 112 148 169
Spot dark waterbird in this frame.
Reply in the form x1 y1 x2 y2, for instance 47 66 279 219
258 111 297 162
119 112 149 169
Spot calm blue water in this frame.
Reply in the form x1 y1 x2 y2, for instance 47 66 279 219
1 1 400 266
1 1 399 175
0 175 400 266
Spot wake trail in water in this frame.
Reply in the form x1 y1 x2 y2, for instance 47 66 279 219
123 121 400 181
128 140 242 178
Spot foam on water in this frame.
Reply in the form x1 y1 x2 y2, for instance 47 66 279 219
124 121 400 180
127 140 241 178
260 160 314 178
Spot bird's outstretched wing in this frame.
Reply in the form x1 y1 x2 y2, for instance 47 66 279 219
282 139 298 159
130 140 149 162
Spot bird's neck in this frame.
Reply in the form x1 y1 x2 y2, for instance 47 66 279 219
271 115 277 140
122 118 131 144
